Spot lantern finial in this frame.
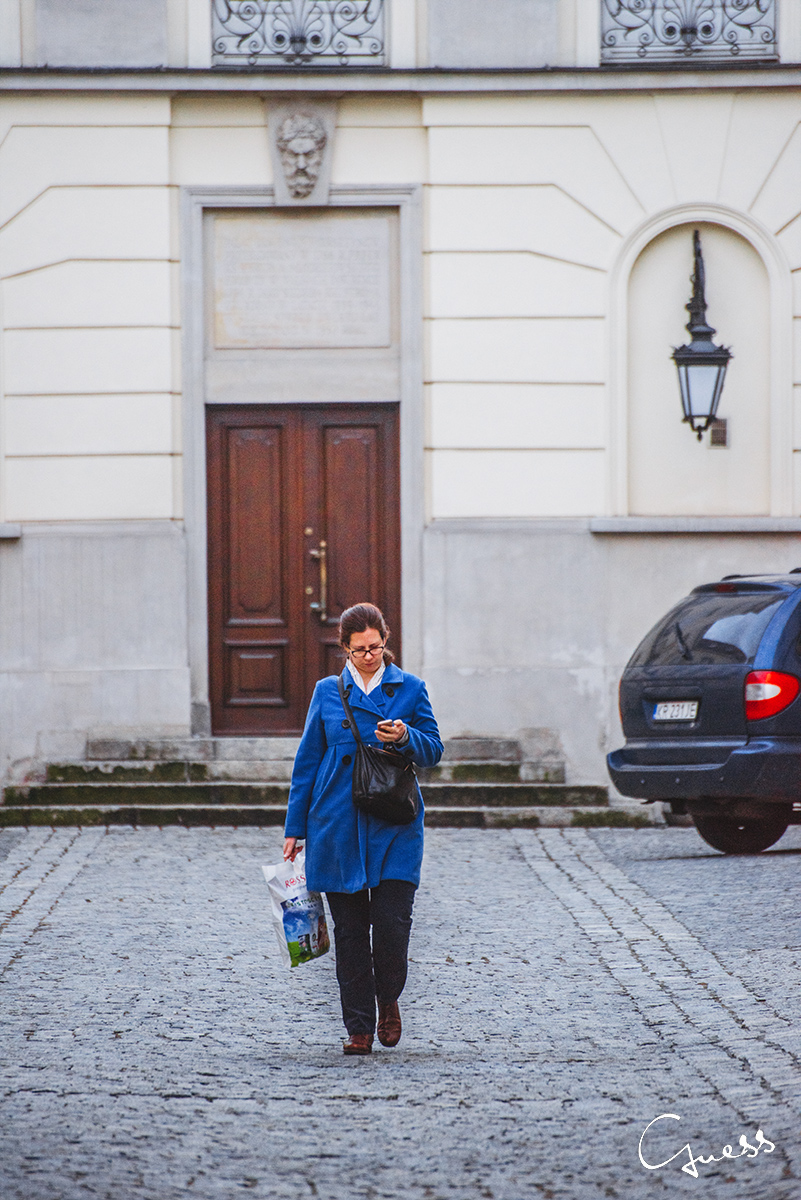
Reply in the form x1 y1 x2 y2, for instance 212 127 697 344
686 230 716 341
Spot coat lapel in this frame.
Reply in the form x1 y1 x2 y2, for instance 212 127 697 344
341 670 383 719
341 664 404 719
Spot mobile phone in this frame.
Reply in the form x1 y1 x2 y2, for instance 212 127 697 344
376 720 395 730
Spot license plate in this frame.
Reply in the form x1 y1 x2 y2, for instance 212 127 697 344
653 701 698 721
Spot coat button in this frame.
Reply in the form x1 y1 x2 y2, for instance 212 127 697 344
342 719 350 728
384 686 394 697
343 755 352 765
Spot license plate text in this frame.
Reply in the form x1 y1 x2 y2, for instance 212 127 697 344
653 701 698 721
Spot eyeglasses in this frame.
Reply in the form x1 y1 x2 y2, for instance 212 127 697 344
348 641 385 660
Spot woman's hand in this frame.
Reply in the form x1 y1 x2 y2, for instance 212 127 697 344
283 837 302 862
375 719 407 744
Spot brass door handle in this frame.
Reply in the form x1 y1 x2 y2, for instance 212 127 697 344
309 540 327 622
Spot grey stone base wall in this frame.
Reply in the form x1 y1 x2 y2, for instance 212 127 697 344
0 522 190 782
421 519 801 786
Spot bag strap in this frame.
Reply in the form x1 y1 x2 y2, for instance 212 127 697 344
337 673 365 746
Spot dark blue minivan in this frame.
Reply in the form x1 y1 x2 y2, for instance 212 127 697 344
608 573 801 853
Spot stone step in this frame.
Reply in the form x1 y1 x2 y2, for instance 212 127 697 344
45 761 295 784
3 780 607 809
48 762 209 783
440 738 522 761
81 736 564 774
0 804 652 830
0 805 289 828
46 760 563 786
84 737 301 763
426 783 606 807
84 736 538 763
5 782 292 807
419 762 564 783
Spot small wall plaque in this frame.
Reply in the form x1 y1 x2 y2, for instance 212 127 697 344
709 418 728 448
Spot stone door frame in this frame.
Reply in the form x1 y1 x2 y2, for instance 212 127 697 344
180 185 423 736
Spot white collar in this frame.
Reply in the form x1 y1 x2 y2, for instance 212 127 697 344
346 657 385 696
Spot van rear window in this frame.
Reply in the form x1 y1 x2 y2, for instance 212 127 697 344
629 593 786 667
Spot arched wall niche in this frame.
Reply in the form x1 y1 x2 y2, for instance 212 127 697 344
608 205 793 517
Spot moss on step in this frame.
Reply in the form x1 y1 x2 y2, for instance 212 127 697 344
3 783 290 807
570 810 652 829
420 764 522 783
46 762 210 784
0 806 289 828
420 783 607 807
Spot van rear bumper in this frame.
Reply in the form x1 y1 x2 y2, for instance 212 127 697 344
607 738 801 802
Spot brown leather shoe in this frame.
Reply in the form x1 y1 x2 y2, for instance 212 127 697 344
377 1001 402 1047
343 1033 373 1055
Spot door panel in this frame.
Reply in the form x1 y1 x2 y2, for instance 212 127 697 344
324 426 381 610
207 403 400 734
207 409 303 731
227 426 284 623
303 410 400 688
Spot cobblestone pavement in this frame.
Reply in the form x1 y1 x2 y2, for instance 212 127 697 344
1 824 800 1200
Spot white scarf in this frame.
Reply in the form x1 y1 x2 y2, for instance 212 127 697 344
346 657 385 696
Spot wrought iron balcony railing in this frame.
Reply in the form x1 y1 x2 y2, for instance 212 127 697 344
212 0 386 67
601 0 777 63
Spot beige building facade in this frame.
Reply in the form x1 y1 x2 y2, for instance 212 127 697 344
2 1 801 785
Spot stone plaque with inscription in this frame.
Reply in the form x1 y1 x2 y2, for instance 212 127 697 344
213 212 392 350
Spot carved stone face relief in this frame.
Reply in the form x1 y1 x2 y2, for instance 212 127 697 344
276 113 328 199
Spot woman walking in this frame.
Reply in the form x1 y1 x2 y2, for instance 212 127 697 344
283 603 443 1054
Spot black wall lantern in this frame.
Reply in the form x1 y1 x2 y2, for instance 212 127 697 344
671 230 732 441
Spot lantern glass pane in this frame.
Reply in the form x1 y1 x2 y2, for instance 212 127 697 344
711 363 728 410
677 365 691 419
685 364 720 419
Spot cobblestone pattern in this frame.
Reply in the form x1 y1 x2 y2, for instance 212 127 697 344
0 829 105 975
0 825 799 1200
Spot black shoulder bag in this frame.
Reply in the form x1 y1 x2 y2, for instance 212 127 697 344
337 674 420 826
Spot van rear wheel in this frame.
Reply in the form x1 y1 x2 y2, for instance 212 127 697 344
691 807 791 854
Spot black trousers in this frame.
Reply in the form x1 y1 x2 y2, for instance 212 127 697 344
325 880 417 1035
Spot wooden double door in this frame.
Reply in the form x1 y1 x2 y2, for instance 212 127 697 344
206 404 401 734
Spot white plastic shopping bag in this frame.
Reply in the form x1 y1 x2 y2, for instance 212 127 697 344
262 849 330 969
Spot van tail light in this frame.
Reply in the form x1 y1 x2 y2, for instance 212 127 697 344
744 670 800 720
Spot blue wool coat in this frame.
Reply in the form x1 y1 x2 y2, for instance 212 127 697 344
284 664 443 894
